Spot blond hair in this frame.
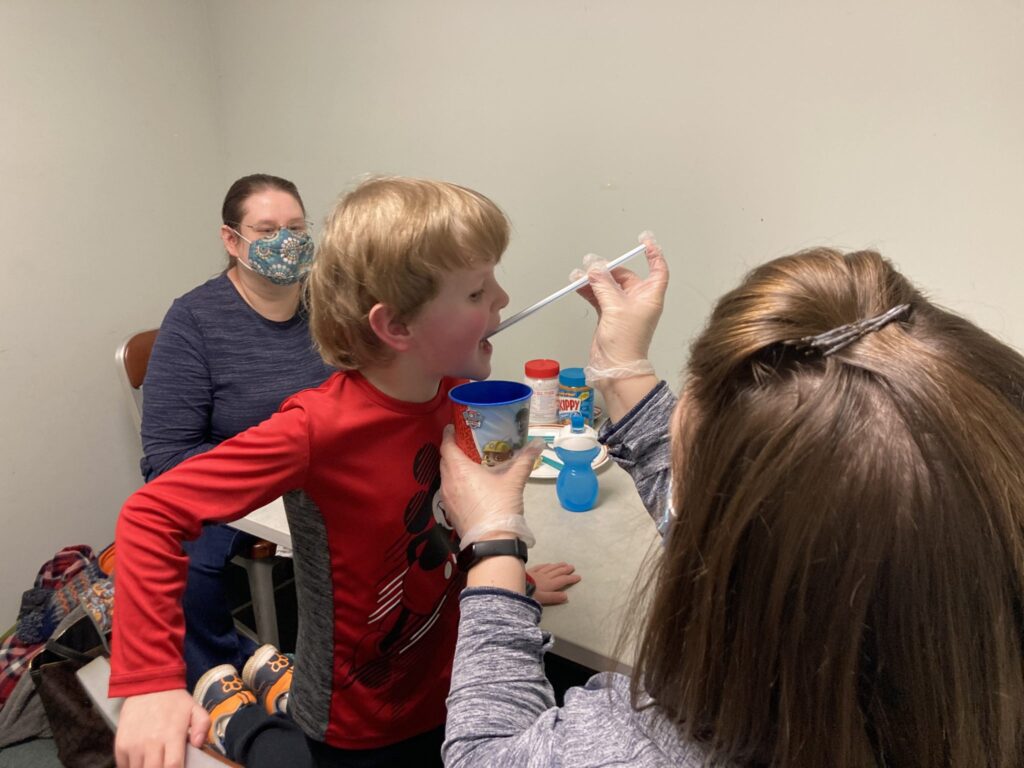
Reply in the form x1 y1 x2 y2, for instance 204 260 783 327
306 177 509 369
634 248 1024 766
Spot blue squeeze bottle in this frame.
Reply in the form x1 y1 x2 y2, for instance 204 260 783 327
553 412 600 512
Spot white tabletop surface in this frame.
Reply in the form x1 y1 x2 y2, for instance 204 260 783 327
233 495 291 548
232 462 660 672
526 463 660 673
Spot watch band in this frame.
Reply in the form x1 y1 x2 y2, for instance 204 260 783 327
457 538 529 572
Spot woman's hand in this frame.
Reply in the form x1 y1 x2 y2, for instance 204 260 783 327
576 234 669 422
439 425 544 546
115 689 208 768
527 562 581 605
576 234 669 381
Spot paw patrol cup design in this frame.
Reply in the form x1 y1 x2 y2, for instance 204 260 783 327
450 381 533 466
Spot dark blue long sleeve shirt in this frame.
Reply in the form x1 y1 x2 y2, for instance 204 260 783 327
140 273 334 481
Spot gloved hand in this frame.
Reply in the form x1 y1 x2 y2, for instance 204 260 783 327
439 425 544 548
574 232 669 383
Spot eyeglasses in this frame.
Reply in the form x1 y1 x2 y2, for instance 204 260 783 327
228 220 315 242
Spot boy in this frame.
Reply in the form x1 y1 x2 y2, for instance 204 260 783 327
111 178 565 767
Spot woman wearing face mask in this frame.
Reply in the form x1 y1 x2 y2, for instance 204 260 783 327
140 173 333 691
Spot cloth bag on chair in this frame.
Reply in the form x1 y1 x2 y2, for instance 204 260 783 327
29 585 115 768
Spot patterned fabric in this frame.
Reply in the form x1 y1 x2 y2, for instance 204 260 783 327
13 589 49 643
35 544 95 590
0 634 44 709
1 544 107 708
48 566 106 622
240 228 315 285
17 554 107 645
80 578 115 641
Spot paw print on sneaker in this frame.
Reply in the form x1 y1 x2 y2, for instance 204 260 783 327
243 644 294 715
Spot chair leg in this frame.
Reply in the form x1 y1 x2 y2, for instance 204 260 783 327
231 556 280 648
246 558 280 648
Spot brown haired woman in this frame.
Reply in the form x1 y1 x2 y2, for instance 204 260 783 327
439 243 1024 767
118 174 332 765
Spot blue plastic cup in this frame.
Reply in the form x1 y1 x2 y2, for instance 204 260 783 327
450 381 533 466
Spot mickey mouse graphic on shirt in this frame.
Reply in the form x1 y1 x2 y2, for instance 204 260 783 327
338 441 462 709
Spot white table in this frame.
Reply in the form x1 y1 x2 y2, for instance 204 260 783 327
232 463 660 672
233 495 292 548
527 463 660 673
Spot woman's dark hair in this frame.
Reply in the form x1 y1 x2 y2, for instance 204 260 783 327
221 173 305 227
634 248 1024 767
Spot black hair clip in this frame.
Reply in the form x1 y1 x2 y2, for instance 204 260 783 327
784 303 912 357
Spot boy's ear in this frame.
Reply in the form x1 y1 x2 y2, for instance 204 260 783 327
368 303 412 352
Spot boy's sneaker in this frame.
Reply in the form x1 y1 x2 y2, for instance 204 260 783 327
193 664 258 755
242 644 293 715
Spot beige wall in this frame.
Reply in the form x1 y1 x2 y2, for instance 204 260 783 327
1 0 1022 623
0 1 224 622
202 0 1024 383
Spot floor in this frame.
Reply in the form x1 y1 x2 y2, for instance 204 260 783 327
0 738 62 768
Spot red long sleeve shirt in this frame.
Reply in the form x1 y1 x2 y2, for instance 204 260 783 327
110 371 464 749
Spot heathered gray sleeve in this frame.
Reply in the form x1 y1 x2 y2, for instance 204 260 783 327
445 590 708 768
443 589 559 768
598 381 677 533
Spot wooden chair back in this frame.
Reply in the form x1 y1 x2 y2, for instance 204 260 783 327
115 329 158 430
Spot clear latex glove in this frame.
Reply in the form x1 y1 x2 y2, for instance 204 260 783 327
574 231 669 383
440 425 544 548
115 689 208 768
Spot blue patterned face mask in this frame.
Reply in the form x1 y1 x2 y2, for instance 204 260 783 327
234 227 314 285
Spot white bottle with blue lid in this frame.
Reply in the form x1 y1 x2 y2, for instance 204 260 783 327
552 412 600 512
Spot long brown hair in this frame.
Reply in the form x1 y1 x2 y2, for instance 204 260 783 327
633 248 1024 766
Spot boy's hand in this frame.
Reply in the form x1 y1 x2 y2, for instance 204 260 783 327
115 689 208 768
439 425 543 545
527 562 581 605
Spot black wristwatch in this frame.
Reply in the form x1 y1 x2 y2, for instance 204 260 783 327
456 538 529 573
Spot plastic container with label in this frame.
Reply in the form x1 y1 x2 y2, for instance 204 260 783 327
556 367 594 426
524 359 559 424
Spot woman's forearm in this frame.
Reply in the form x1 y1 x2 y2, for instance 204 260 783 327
595 374 661 424
443 591 558 767
466 554 527 593
599 381 677 527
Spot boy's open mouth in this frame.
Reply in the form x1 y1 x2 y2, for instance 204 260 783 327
479 337 493 353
